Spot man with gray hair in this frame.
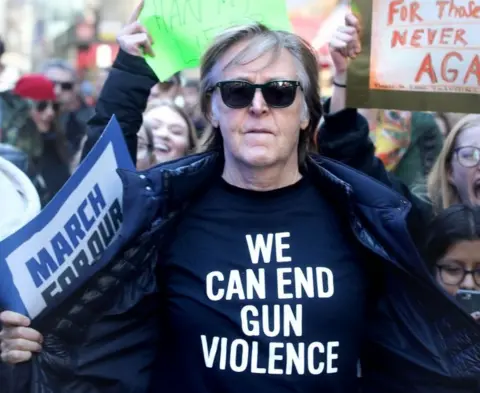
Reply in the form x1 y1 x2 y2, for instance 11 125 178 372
41 59 94 154
0 3 479 393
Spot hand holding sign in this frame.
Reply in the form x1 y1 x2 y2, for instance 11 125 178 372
329 14 362 78
139 0 292 81
0 310 43 364
117 0 155 57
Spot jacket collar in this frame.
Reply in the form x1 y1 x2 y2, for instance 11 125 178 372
310 155 408 210
118 150 409 226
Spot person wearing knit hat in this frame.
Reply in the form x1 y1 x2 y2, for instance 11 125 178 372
13 74 56 101
1 73 72 206
13 74 59 133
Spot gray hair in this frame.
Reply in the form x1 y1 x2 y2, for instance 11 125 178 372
41 59 77 80
199 23 322 163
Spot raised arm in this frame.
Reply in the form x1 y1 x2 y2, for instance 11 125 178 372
81 2 157 164
318 13 433 236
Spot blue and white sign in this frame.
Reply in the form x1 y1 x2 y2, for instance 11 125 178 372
0 116 134 320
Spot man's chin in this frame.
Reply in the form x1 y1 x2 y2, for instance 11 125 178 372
239 149 277 168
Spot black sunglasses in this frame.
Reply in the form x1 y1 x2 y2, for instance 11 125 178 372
36 101 60 112
52 81 74 91
210 80 302 109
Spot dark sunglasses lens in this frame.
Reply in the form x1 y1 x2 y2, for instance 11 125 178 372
54 81 73 90
262 82 297 107
36 101 59 112
220 82 255 108
36 101 48 111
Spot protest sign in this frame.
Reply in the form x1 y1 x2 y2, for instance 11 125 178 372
0 116 134 320
347 0 480 113
139 0 292 81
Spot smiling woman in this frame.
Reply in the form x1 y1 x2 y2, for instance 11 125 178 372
136 99 199 169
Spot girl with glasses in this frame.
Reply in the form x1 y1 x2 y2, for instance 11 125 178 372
424 204 480 321
428 115 480 213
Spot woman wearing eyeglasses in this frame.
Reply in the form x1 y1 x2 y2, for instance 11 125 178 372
424 204 480 322
4 74 71 206
428 115 480 213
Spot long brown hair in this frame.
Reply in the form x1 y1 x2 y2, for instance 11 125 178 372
14 100 71 167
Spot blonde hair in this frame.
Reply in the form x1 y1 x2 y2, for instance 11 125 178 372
199 22 322 163
427 114 480 212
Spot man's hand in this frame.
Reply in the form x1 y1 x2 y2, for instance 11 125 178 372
117 0 155 57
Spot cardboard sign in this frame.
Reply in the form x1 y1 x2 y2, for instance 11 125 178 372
140 0 292 81
0 116 134 320
347 0 480 113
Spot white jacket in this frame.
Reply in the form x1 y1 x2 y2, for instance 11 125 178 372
0 156 40 240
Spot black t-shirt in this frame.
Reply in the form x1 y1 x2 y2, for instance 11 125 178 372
154 176 368 393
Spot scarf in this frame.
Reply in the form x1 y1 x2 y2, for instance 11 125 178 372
368 110 412 172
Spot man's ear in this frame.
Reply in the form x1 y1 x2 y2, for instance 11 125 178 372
207 97 220 128
300 102 310 130
300 116 310 131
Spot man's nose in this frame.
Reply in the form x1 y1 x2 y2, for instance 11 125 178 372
249 89 268 115
54 84 62 96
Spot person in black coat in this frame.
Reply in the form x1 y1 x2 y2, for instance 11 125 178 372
0 5 478 393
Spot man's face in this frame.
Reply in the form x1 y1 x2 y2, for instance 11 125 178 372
44 66 76 106
209 40 309 169
449 126 480 206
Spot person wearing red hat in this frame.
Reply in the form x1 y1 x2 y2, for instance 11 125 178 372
1 73 72 206
13 74 58 133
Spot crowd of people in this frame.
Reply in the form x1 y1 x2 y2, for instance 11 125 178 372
0 2 479 393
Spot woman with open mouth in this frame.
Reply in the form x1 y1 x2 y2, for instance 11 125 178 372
428 115 480 213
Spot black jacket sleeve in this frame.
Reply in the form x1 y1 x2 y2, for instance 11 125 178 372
318 98 392 185
81 50 158 163
318 98 433 245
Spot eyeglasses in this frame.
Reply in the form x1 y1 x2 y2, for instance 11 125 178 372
453 146 480 168
210 80 302 109
52 81 74 91
35 101 60 113
436 262 480 286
